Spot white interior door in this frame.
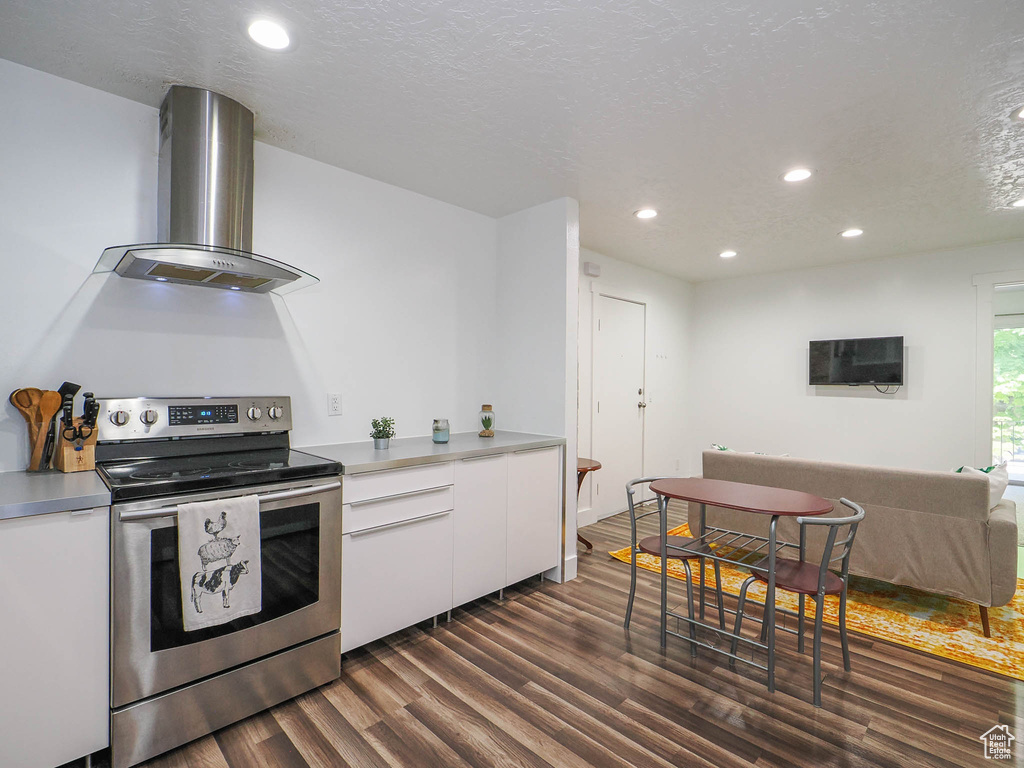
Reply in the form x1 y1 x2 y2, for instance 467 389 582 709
591 295 646 519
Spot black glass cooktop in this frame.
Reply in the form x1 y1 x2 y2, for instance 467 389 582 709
99 448 340 501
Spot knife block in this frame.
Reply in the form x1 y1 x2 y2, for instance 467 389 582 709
54 418 98 473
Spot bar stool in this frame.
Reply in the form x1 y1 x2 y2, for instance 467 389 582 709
576 458 601 552
623 477 725 642
729 498 865 706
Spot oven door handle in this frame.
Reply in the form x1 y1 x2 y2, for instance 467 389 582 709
117 481 342 522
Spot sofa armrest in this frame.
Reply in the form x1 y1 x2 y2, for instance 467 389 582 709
988 499 1019 608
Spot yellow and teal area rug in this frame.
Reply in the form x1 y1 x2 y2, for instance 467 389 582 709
610 524 1024 681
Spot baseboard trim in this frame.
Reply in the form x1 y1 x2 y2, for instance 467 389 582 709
551 553 577 583
577 506 598 528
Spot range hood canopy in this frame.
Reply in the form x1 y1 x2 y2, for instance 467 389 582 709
94 86 317 295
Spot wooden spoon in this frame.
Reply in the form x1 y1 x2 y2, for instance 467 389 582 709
32 391 62 471
10 388 43 445
10 387 41 423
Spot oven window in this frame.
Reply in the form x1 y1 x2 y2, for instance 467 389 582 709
150 503 320 652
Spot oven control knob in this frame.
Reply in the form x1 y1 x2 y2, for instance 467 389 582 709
268 406 284 420
247 406 262 421
110 410 130 427
140 409 159 426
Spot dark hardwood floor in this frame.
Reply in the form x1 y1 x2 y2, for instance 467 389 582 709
106 503 1020 767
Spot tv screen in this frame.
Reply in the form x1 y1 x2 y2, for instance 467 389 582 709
808 336 904 385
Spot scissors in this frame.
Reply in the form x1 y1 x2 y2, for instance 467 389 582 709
61 420 93 443
61 392 99 443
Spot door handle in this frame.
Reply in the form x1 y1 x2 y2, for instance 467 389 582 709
117 480 341 522
638 402 647 408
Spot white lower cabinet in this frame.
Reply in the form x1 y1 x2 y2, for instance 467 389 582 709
341 480 454 653
0 507 110 768
506 447 562 585
453 453 508 605
341 445 562 653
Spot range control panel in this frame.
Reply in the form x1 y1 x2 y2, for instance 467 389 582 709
96 396 291 442
168 404 238 426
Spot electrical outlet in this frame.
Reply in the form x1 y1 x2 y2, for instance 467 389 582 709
328 393 342 416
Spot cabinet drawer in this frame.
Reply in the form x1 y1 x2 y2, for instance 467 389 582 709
344 462 454 504
343 484 453 535
342 508 453 653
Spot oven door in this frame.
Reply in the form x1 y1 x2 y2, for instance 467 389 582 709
111 477 341 708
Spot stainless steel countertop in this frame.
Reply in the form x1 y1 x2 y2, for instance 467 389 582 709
0 470 111 521
300 431 566 475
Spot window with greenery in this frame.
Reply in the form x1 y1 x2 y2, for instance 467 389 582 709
993 326 1024 465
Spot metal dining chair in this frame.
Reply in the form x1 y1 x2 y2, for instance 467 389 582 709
623 477 725 642
729 498 865 706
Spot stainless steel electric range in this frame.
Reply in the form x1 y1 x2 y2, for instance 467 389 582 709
95 396 342 768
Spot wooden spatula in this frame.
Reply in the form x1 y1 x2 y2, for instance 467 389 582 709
32 391 62 471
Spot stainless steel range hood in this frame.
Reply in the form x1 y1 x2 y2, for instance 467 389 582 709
94 86 317 294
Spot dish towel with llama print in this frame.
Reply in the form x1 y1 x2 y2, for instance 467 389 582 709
178 494 262 631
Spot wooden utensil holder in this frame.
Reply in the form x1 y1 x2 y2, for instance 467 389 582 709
54 418 98 473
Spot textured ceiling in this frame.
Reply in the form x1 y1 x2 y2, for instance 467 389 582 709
2 1 1024 281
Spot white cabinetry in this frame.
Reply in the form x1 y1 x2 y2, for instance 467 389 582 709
453 453 508 605
0 507 109 768
341 465 454 653
506 447 562 585
341 445 563 654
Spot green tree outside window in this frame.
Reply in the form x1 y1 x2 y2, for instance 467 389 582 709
993 327 1024 462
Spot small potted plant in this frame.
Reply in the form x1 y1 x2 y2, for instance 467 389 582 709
370 417 395 450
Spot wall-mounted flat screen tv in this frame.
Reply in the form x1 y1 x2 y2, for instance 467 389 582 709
808 336 904 385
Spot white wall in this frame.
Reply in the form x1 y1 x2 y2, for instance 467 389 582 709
496 198 579 580
0 58 499 470
496 199 577 437
576 248 693 524
687 240 1024 474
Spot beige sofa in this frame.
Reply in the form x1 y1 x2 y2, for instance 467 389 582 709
689 450 1019 635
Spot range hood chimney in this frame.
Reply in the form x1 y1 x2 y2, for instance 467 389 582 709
95 86 317 294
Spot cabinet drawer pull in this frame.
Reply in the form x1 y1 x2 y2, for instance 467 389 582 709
460 453 503 462
348 509 451 537
513 446 557 455
347 485 450 507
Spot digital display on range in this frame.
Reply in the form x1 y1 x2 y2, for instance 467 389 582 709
168 404 239 425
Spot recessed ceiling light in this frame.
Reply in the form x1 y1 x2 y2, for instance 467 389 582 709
1011 106 1024 120
840 228 864 238
634 208 657 219
248 19 291 50
1013 198 1024 208
719 250 737 259
782 168 813 182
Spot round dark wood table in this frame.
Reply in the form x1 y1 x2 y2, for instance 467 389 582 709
649 477 832 693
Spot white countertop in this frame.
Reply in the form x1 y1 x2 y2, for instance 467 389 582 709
0 470 111 521
300 431 565 475
0 432 564 518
